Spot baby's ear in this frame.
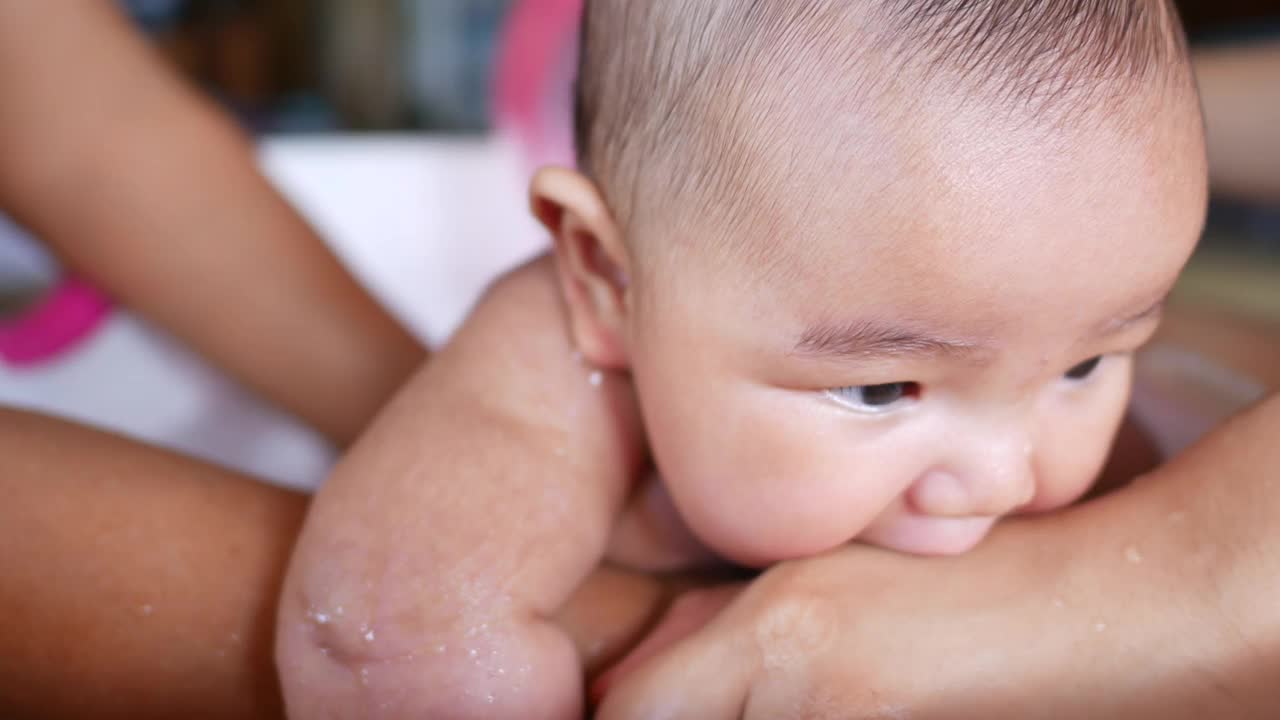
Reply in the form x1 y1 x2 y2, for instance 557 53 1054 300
530 167 633 369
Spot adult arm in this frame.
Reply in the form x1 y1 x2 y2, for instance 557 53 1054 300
0 408 304 720
0 1 422 444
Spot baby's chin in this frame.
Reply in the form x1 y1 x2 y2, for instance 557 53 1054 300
859 514 999 556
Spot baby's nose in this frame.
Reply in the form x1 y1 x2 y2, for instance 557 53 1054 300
907 441 1035 518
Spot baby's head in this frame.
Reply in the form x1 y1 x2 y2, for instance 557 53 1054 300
533 0 1207 565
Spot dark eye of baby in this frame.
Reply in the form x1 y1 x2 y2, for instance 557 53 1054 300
862 382 915 405
1065 356 1102 381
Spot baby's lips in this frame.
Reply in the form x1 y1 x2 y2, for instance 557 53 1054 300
861 514 998 556
589 585 740 706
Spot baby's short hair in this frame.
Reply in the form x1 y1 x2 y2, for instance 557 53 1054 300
574 0 1192 235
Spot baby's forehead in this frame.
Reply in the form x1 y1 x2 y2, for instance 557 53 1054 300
662 89 1196 275
650 102 1204 351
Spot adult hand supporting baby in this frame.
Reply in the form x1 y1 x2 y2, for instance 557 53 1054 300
598 392 1280 719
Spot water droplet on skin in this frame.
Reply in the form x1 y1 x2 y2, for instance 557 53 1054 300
588 370 604 387
359 668 370 687
335 605 345 616
485 694 495 704
1125 546 1143 564
139 604 154 617
468 648 478 658
496 668 506 676
435 644 447 654
363 629 375 642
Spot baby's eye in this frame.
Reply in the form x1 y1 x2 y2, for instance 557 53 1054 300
826 382 920 413
1064 356 1103 381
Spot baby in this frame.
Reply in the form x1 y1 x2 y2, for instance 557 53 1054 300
280 0 1207 717
536 0 1204 563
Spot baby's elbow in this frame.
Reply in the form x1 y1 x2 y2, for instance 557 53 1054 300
275 599 379 719
276 599 583 720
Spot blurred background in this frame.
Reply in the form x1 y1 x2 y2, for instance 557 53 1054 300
116 0 1277 134
116 0 1276 310
119 0 514 133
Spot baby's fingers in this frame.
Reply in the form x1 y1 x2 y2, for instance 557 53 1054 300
606 473 719 572
595 588 754 720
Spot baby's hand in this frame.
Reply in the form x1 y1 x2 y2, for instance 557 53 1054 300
277 257 649 719
607 471 720 572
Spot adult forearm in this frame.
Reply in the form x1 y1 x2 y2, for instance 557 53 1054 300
0 1 422 445
0 408 305 720
1006 393 1280 718
911 394 1280 718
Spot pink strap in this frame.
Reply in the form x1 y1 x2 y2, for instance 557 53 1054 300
0 277 112 367
493 0 582 169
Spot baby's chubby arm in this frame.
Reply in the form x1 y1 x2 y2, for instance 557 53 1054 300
277 257 648 719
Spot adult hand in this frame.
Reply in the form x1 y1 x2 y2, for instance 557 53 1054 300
598 394 1280 720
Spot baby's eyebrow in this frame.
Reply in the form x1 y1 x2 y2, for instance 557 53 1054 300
793 320 992 363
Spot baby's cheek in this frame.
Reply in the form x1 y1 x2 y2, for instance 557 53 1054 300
1025 375 1132 513
1023 454 1103 513
641 371 913 566
668 454 892 567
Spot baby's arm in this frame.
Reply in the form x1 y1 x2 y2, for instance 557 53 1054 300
0 405 675 720
278 257 649 719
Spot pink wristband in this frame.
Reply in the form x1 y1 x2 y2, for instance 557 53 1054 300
0 277 112 368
